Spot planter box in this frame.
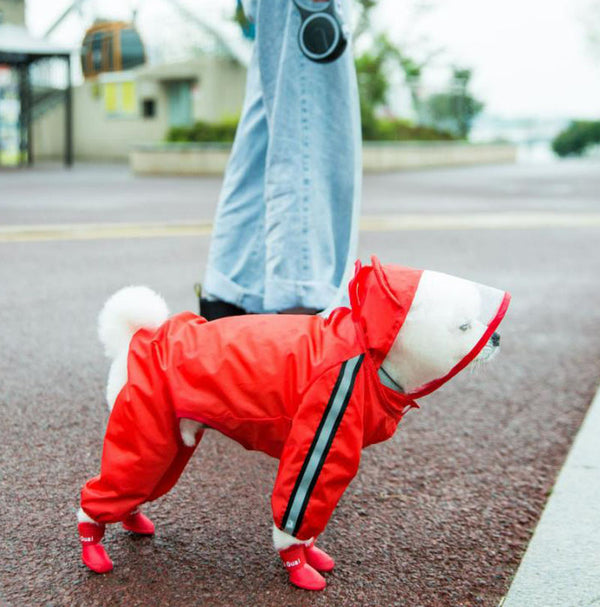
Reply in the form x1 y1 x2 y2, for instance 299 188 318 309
130 142 232 176
362 141 518 172
130 141 518 176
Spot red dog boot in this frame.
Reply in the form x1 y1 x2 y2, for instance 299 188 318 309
279 544 326 591
78 522 113 574
122 510 155 535
305 539 335 572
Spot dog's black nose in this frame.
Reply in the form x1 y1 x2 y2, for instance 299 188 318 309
491 332 500 347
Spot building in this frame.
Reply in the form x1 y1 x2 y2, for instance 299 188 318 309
1 0 247 164
0 0 73 167
33 55 246 161
0 0 25 26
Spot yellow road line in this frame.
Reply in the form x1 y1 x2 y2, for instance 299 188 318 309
360 212 600 232
0 221 213 242
1 212 600 243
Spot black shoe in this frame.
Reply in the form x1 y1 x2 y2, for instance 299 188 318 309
277 307 322 315
195 284 247 321
200 298 247 321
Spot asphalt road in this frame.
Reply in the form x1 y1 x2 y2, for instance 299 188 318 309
1 159 599 607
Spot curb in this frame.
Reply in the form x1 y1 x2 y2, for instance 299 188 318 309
500 382 600 606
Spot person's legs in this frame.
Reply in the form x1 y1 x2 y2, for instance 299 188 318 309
203 43 268 314
257 0 362 312
204 0 361 314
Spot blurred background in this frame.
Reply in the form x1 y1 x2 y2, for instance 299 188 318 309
1 0 599 169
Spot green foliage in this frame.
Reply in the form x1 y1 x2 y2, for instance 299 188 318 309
354 33 476 141
234 1 249 29
421 68 484 138
355 47 390 137
165 114 452 144
423 92 483 139
233 0 255 40
362 117 455 141
165 116 239 143
552 121 600 157
354 0 378 41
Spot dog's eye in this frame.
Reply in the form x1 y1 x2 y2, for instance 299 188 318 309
459 322 471 332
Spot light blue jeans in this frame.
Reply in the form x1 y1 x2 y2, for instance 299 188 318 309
203 0 361 313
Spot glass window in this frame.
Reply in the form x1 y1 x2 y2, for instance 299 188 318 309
104 83 118 114
103 82 137 117
121 82 136 113
120 30 145 71
107 32 114 71
92 32 103 74
142 99 156 118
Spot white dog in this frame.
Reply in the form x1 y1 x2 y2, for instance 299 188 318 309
77 258 509 590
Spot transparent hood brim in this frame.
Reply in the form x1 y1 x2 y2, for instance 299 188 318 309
390 270 510 398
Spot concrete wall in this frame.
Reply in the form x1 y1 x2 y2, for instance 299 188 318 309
33 82 168 161
130 142 519 176
32 97 67 161
130 143 232 175
32 57 246 161
0 0 25 25
191 57 246 122
362 141 519 171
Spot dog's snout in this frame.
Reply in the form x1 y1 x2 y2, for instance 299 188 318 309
491 332 500 347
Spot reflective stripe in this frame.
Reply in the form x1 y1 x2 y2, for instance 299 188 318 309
281 354 364 536
378 366 404 393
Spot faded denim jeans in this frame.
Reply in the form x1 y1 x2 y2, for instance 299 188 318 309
203 0 361 313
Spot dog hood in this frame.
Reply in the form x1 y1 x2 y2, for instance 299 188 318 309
348 256 510 399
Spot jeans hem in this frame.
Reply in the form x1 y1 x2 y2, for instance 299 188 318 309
204 266 339 313
264 278 338 312
203 266 265 313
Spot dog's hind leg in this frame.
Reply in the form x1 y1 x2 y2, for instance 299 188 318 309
105 350 128 411
77 506 154 573
77 508 113 573
79 391 202 573
179 418 204 447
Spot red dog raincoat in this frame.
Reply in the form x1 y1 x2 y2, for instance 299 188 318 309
81 257 510 541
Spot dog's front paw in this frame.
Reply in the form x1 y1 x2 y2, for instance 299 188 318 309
179 419 202 447
305 540 335 572
279 544 326 591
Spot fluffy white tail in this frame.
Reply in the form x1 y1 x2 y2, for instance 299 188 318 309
98 286 169 360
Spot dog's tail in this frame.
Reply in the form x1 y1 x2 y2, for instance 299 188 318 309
98 286 169 360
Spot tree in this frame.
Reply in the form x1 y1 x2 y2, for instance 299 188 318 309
354 0 378 42
552 121 600 156
422 68 484 138
233 0 255 40
353 1 445 125
355 35 392 137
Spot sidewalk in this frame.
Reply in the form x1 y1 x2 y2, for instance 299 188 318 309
501 384 600 607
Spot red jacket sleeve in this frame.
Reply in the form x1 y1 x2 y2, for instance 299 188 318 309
271 354 365 541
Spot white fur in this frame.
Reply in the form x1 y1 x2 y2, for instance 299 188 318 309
98 286 169 410
272 525 312 551
97 286 200 448
105 349 129 412
382 271 499 393
179 418 203 447
98 286 170 360
77 507 99 524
